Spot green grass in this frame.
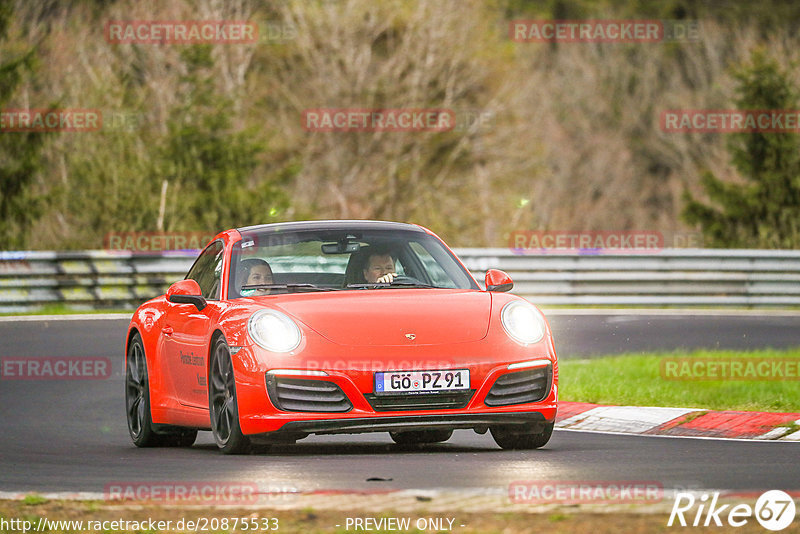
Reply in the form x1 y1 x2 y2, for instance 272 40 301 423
21 494 47 506
560 348 800 412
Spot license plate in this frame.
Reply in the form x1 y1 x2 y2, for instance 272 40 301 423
374 369 470 394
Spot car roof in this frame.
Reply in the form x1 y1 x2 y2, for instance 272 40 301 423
237 220 426 234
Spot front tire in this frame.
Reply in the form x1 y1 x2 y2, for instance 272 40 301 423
125 333 162 447
209 337 251 454
491 422 554 450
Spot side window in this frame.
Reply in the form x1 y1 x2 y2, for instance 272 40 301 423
186 241 224 299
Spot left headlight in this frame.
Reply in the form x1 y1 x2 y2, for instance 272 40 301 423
247 309 302 353
500 300 546 345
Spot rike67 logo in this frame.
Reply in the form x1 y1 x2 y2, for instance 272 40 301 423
668 490 796 530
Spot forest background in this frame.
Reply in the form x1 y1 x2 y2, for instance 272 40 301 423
2 0 799 250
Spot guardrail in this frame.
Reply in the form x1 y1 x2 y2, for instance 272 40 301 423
458 248 800 307
0 250 196 313
1 248 800 312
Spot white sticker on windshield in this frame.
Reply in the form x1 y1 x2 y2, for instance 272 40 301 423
241 240 255 249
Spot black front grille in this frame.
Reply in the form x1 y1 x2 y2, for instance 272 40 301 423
484 366 551 407
266 376 352 413
365 390 475 412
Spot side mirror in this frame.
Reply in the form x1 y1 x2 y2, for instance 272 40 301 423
485 269 513 292
167 279 207 311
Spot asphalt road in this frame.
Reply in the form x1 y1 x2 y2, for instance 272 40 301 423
3 311 800 360
0 313 798 495
548 312 800 357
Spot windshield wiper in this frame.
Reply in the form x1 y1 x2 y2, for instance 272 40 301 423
346 281 436 289
242 283 338 293
389 280 436 288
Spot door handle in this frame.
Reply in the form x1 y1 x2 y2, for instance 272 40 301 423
162 325 174 335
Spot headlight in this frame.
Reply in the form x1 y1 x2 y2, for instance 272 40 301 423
247 309 302 353
501 300 546 345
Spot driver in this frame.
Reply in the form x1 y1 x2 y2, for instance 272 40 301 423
239 258 273 296
363 249 398 284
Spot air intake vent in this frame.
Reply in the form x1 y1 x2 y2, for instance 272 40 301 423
266 376 352 413
484 366 551 407
364 390 475 412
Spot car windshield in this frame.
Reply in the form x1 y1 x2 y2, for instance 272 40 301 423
228 227 478 297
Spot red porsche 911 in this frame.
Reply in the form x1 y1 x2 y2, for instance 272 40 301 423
125 220 558 454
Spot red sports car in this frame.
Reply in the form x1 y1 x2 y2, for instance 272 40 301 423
125 220 558 454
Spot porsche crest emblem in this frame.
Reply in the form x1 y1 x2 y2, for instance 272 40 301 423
405 333 416 341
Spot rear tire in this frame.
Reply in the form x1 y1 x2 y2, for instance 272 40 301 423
491 422 554 450
390 429 453 445
126 333 199 448
209 336 251 454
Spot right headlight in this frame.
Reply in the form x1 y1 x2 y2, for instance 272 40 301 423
247 309 302 353
500 300 546 345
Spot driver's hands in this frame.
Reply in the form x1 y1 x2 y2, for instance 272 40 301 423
376 272 397 284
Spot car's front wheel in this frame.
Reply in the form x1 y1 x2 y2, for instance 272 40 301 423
490 422 554 450
390 429 453 445
125 333 162 447
209 336 251 454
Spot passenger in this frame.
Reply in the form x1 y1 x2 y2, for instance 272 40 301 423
239 258 273 296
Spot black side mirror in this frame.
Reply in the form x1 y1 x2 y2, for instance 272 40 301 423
166 280 207 311
485 269 514 292
168 293 207 311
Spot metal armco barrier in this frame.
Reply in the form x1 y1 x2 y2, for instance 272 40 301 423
0 250 196 313
458 248 800 307
1 248 800 312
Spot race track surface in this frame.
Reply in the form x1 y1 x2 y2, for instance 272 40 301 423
1 314 798 494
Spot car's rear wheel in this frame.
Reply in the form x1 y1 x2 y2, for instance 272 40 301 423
126 333 198 447
209 336 251 454
490 421 554 450
390 429 453 445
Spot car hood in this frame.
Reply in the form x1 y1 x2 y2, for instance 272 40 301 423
272 289 491 346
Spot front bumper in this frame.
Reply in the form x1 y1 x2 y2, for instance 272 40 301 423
251 411 553 440
236 372 557 437
232 339 558 436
